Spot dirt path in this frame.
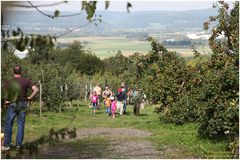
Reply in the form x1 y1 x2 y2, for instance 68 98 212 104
38 127 160 159
2 127 187 159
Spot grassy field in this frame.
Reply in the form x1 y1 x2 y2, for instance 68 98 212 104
57 36 212 59
3 101 230 159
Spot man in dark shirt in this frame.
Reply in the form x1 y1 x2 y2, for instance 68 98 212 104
117 88 126 115
121 82 127 114
2 65 39 151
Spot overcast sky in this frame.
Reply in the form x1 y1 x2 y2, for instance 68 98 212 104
5 1 236 12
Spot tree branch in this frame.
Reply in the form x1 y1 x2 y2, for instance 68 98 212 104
176 81 185 93
28 1 54 18
9 1 67 8
27 1 83 19
2 21 91 42
55 22 91 38
57 12 83 18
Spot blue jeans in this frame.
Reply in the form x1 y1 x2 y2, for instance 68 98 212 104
106 107 111 115
92 102 97 110
3 101 28 147
123 101 127 111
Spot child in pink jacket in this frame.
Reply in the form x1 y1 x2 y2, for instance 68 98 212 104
90 91 99 115
110 97 117 118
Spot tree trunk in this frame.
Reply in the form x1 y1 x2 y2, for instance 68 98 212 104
136 103 140 116
59 102 62 113
133 104 137 115
133 103 140 116
84 84 87 102
39 81 42 117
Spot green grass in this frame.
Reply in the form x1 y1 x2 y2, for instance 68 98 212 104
57 36 212 59
8 101 230 158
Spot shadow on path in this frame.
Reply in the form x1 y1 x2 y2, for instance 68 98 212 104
1 127 77 159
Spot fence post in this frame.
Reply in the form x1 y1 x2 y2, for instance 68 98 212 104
59 102 62 113
39 81 42 117
85 83 88 103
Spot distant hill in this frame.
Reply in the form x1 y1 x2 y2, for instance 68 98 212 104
3 9 218 36
98 9 217 29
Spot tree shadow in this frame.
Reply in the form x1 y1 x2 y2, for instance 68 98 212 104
37 137 111 159
1 127 77 159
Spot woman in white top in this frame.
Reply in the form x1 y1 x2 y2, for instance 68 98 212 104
102 85 113 98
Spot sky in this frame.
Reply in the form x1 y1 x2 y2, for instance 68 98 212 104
5 0 236 12
31 1 216 11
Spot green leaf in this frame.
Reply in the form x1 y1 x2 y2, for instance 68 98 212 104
81 1 86 10
24 37 29 46
86 4 96 20
17 27 23 37
54 10 60 17
105 1 110 10
86 6 93 19
2 30 5 38
12 30 18 37
127 2 132 13
53 36 57 42
7 30 10 37
7 80 21 102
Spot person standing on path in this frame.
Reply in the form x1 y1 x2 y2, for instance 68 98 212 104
93 82 102 110
104 96 111 115
110 97 117 118
117 88 126 115
127 87 133 104
102 85 113 99
121 82 127 114
90 91 99 115
102 85 113 114
2 65 39 151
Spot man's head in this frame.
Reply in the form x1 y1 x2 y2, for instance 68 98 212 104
121 82 125 88
13 65 22 75
105 85 109 91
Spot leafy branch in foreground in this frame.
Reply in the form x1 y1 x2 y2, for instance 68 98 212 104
1 1 132 52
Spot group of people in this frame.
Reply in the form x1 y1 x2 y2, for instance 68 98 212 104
1 65 145 151
89 82 128 118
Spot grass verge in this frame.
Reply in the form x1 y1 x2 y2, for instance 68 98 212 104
3 101 230 158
